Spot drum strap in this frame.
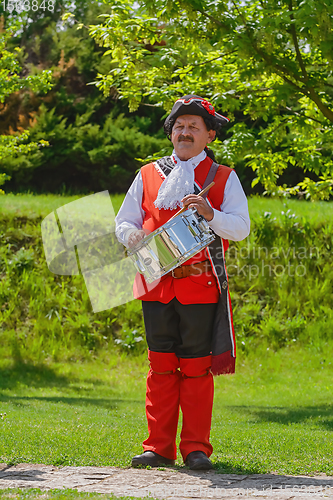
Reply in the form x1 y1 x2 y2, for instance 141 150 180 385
200 161 220 199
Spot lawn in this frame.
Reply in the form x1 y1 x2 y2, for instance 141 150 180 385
1 193 333 479
0 345 332 476
248 195 333 224
0 193 125 220
1 191 333 225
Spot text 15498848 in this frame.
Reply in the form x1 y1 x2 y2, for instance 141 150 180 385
2 0 55 12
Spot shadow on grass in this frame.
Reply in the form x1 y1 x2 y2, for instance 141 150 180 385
213 461 263 475
227 405 333 431
0 394 116 409
0 394 144 411
173 461 263 475
0 360 110 392
0 360 143 411
0 361 72 390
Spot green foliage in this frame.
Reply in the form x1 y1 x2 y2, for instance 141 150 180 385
83 0 333 199
229 206 333 352
1 194 333 364
1 103 169 193
0 202 148 362
0 18 54 193
0 20 53 104
114 329 145 352
0 3 169 195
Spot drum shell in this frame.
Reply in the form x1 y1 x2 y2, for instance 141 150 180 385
128 208 215 283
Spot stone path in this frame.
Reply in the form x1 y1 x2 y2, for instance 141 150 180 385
1 463 333 499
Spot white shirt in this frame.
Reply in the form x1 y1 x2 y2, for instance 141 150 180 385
115 153 250 247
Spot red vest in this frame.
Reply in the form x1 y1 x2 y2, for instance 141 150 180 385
134 156 233 304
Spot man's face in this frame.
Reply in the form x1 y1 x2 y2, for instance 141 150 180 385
171 114 216 161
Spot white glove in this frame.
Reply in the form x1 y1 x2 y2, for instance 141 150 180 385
127 229 146 249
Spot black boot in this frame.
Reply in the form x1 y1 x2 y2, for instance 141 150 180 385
132 451 175 467
185 451 213 470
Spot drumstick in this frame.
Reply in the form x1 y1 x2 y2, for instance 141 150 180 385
168 181 215 221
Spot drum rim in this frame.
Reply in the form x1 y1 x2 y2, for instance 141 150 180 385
127 207 202 255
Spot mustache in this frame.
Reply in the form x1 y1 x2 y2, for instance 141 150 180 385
178 135 194 142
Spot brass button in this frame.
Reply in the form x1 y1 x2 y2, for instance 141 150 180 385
208 281 212 285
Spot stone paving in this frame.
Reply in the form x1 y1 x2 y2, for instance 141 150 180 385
1 464 333 499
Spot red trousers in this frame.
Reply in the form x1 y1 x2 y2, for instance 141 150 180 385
142 350 214 461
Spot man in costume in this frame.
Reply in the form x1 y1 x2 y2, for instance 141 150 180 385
115 95 250 470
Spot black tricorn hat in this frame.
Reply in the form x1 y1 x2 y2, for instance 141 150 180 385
164 94 229 132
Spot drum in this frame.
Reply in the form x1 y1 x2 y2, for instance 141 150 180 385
127 208 215 283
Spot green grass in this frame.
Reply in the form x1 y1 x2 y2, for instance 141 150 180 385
0 193 125 220
1 193 333 478
1 192 333 369
248 195 333 224
0 346 332 476
1 191 333 225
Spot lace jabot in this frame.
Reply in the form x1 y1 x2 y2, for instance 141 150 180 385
154 150 206 210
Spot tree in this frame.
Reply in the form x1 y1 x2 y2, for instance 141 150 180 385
0 2 168 195
0 16 53 193
79 0 333 199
